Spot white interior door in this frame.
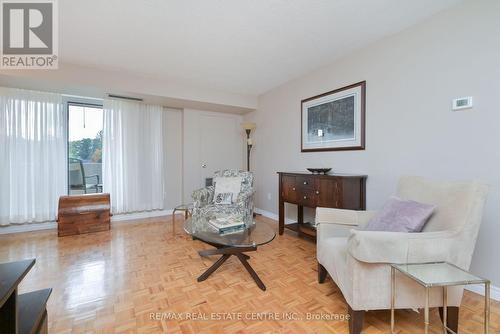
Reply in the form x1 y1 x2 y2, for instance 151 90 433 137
199 113 242 182
183 109 244 202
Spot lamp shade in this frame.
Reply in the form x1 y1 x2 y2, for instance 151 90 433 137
241 122 256 131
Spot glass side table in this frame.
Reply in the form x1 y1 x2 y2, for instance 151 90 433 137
172 203 193 236
391 262 490 334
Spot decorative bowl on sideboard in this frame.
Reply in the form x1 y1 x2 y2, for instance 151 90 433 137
306 168 332 175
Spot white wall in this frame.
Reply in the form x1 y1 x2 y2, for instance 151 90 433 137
245 0 500 285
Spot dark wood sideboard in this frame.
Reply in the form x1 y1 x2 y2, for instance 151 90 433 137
278 172 367 238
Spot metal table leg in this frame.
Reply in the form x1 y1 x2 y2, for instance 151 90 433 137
172 209 177 236
391 266 395 334
485 282 490 334
425 287 430 334
443 286 448 334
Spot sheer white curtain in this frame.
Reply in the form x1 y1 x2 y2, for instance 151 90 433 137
0 87 66 225
102 99 167 214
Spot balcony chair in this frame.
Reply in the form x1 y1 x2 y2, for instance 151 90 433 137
68 158 101 194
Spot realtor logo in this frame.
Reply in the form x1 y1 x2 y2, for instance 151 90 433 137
1 0 58 69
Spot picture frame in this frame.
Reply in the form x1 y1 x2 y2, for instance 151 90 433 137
301 81 365 152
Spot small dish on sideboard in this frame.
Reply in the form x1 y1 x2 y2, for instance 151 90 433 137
306 168 332 175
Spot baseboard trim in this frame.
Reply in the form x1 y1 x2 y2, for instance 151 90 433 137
111 209 174 223
254 207 294 224
465 284 500 302
0 209 175 234
0 221 57 235
3 209 273 234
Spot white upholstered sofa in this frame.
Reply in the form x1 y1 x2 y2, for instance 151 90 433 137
316 176 488 334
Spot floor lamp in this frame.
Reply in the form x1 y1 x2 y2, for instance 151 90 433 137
241 122 256 171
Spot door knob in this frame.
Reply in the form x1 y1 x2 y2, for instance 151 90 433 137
292 187 296 191
315 191 320 195
202 164 207 168
303 196 307 199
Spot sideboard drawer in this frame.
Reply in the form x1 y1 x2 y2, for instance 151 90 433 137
297 188 317 207
296 176 314 189
281 175 298 203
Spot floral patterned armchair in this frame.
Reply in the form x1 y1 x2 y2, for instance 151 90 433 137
192 170 254 223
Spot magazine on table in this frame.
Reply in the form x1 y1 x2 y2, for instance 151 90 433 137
219 226 246 235
208 216 245 233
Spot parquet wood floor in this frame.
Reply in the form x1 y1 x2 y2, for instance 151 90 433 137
0 215 498 333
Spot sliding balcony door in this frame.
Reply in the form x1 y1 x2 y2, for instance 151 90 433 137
67 103 104 195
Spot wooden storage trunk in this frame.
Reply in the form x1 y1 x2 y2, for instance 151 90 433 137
57 193 111 237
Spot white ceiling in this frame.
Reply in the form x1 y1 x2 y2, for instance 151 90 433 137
60 0 462 96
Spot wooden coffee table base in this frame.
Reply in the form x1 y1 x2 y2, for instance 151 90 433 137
196 244 266 291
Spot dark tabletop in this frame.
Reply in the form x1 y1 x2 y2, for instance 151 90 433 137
0 259 35 307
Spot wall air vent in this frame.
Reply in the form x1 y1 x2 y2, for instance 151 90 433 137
107 94 143 102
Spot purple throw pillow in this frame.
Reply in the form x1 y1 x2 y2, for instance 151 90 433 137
364 196 436 233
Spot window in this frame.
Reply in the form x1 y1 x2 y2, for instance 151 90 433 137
67 103 104 195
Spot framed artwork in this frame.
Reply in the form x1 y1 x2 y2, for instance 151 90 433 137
301 81 365 152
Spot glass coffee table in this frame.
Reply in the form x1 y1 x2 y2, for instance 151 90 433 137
184 215 276 291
